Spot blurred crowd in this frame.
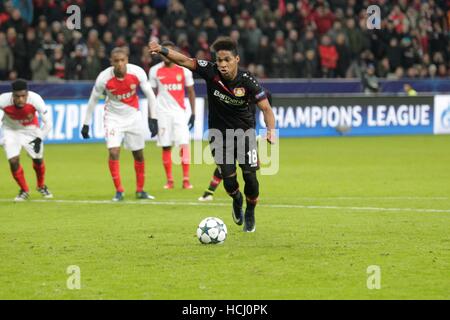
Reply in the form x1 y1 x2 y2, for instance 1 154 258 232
0 0 449 81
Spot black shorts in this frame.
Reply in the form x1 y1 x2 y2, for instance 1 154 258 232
209 129 259 177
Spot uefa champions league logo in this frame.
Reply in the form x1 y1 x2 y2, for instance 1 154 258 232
441 105 450 128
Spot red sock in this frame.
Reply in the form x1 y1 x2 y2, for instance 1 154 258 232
33 161 46 188
12 165 29 192
108 160 124 192
181 145 190 181
134 160 145 192
210 175 222 189
162 149 173 182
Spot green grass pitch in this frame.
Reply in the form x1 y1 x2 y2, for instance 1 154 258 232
0 135 449 299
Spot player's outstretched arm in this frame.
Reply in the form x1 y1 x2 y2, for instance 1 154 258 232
257 98 276 144
148 41 196 71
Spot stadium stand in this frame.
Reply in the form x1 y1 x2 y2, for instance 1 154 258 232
0 0 449 81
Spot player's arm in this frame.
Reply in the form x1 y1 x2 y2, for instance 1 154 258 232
148 66 159 96
148 41 196 71
29 94 52 153
186 86 196 130
140 81 159 138
257 98 276 144
185 68 196 129
0 109 4 146
187 86 196 113
81 77 105 139
246 76 276 144
34 94 52 139
140 80 157 119
137 68 158 138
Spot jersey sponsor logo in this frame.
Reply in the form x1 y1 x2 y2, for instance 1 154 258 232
12 117 35 125
113 88 137 101
213 90 246 106
163 83 183 91
233 87 246 97
198 60 208 67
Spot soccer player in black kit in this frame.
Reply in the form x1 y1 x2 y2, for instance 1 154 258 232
198 90 273 202
149 37 276 232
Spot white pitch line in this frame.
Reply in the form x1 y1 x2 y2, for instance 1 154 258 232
284 196 449 200
0 199 449 213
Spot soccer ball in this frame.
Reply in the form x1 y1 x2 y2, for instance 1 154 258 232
197 217 227 244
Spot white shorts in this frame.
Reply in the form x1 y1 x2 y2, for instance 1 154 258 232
156 112 190 147
2 127 44 160
104 111 146 151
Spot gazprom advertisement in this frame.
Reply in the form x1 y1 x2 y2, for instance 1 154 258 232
258 96 436 137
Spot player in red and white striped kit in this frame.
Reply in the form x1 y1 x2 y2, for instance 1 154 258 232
81 47 158 201
0 79 53 201
149 41 196 190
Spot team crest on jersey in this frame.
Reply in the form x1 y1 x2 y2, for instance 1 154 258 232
130 84 137 90
233 87 246 97
198 60 208 67
176 74 182 82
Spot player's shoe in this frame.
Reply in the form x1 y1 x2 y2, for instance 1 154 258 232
198 191 214 202
232 192 244 225
243 209 256 232
163 180 174 189
14 189 29 202
112 191 124 202
182 179 193 189
37 185 53 199
136 191 155 200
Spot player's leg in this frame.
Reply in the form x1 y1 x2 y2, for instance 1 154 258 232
32 158 53 198
220 165 244 226
157 114 174 188
180 144 192 189
131 149 153 199
108 147 125 201
105 118 126 201
3 129 29 200
198 167 222 201
210 132 243 225
8 156 30 201
162 146 174 189
124 116 154 200
173 113 192 189
22 129 53 198
239 131 260 232
241 170 259 232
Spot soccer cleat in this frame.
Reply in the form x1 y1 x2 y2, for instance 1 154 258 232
112 191 124 202
231 192 244 225
136 191 155 200
198 192 214 202
163 180 174 189
243 209 256 232
37 185 53 199
14 189 29 202
182 180 193 189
